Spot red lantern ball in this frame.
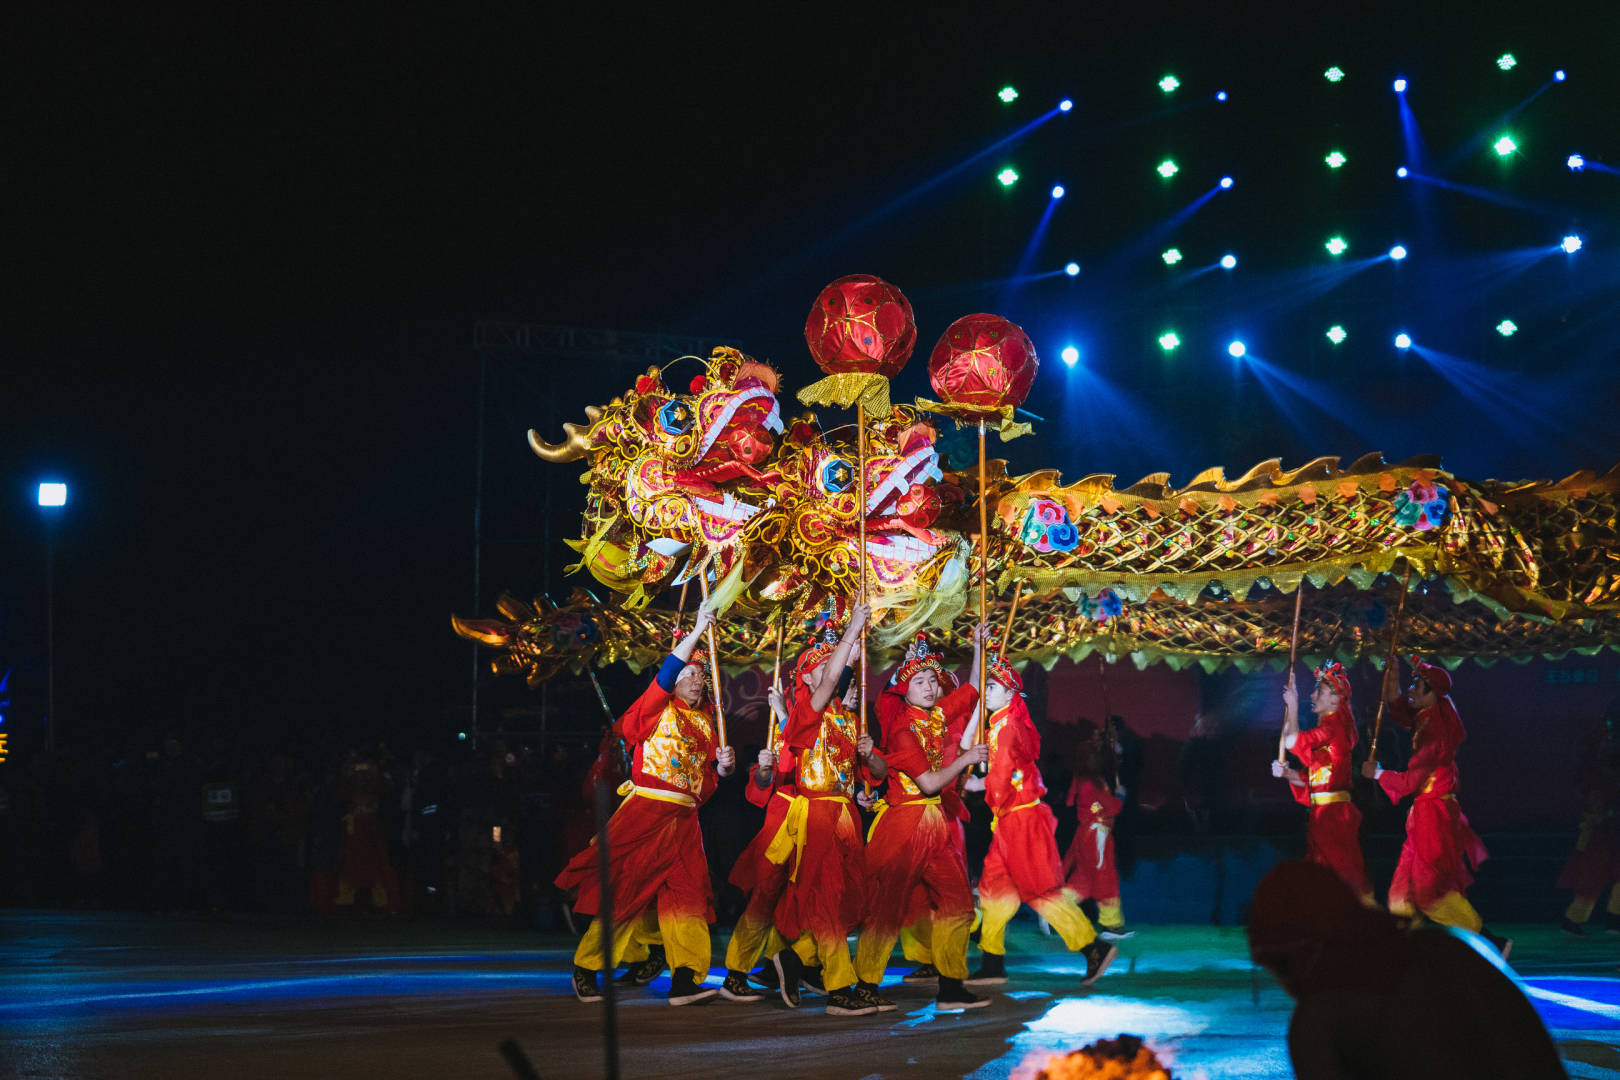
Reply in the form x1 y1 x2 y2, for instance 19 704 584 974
927 313 1039 411
804 274 917 378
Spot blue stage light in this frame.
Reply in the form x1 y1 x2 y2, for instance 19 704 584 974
1394 333 1412 350
1228 340 1246 358
1219 176 1234 189
1061 346 1080 366
1567 154 1585 171
1562 235 1582 254
1396 166 1409 178
1326 325 1348 345
1060 98 1074 112
1220 254 1237 270
1216 90 1228 102
1555 69 1567 82
1052 184 1066 199
1393 77 1408 93
1064 262 1080 276
1389 245 1407 261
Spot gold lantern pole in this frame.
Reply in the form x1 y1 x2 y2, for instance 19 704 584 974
973 419 990 776
697 573 727 749
1276 584 1306 766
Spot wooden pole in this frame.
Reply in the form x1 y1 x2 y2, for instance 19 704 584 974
974 420 989 775
672 579 691 646
767 609 786 752
997 581 1024 661
1277 583 1307 765
1368 563 1415 759
697 574 727 749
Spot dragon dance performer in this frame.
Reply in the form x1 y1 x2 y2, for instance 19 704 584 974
1272 662 1375 905
1361 657 1509 955
767 602 896 1016
1062 718 1132 940
559 607 737 1006
854 626 992 1011
1557 702 1620 935
969 647 1117 987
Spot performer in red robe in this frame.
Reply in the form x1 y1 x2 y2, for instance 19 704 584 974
1361 657 1507 955
1557 707 1620 935
969 647 1116 987
1273 661 1374 905
557 607 736 1005
768 603 894 1016
1062 719 1130 938
853 626 991 1011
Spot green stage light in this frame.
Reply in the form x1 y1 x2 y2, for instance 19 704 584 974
1161 248 1183 265
998 86 1018 103
1325 150 1347 169
1157 159 1179 179
1496 53 1517 71
1324 66 1345 83
1496 319 1518 337
1159 74 1180 93
997 167 1019 187
1494 134 1517 156
1326 325 1348 345
1158 331 1181 352
1325 236 1348 256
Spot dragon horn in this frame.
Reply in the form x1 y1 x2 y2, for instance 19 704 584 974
527 405 604 462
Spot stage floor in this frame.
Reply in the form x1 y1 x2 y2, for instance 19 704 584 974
2 912 1616 1079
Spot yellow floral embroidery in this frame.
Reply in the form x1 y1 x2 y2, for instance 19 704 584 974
640 700 714 792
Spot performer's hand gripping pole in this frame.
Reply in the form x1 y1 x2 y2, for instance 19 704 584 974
697 574 727 749
1276 583 1306 766
1368 563 1414 761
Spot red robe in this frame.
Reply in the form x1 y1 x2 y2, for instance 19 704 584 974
1063 777 1122 901
1288 711 1372 898
1378 696 1488 909
554 677 719 922
1557 748 1620 903
980 701 1069 903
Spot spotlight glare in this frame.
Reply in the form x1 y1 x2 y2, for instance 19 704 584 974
1325 150 1347 169
38 482 68 507
1325 236 1348 256
1220 254 1237 270
997 167 1019 187
1496 319 1518 337
1396 166 1409 178
998 86 1018 103
1052 184 1066 199
1567 153 1585 171
1157 159 1179 179
1064 262 1080 277
1159 74 1180 94
1059 98 1074 112
1394 333 1412 350
1326 325 1348 345
1561 234 1582 254
1159 331 1181 352
1393 77 1408 93
1555 69 1567 82
1324 66 1345 83
1161 248 1183 265
1496 53 1517 71
1493 134 1517 156
1389 245 1407 261
1060 346 1080 367
1219 175 1234 189
1216 90 1228 102
1228 340 1246 359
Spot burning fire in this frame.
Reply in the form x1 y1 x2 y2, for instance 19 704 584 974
1035 1035 1172 1080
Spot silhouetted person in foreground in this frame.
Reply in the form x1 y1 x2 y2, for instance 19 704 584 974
1248 860 1566 1080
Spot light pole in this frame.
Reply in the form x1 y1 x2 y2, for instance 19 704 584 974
37 482 67 752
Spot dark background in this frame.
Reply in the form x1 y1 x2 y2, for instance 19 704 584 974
5 3 1618 763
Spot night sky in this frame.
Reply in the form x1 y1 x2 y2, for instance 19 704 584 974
6 4 1618 754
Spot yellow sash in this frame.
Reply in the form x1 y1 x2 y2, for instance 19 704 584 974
615 779 697 808
990 798 1043 832
1310 790 1351 806
865 795 941 843
763 794 852 881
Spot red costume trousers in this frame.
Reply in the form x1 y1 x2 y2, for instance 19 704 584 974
978 803 1096 955
723 793 795 972
1388 795 1488 929
1306 799 1373 901
855 801 974 983
772 796 864 991
1558 817 1620 924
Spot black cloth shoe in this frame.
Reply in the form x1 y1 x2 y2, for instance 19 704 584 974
1081 939 1118 986
900 962 939 984
572 965 603 1003
825 986 878 1016
1560 916 1587 937
965 952 1007 986
1098 924 1136 942
668 967 719 1006
1482 929 1514 961
934 975 990 1011
799 965 826 995
748 964 779 991
619 944 667 985
855 981 897 1012
772 948 803 1009
719 969 764 1002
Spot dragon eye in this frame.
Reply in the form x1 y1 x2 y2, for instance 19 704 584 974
657 400 693 436
820 458 855 493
